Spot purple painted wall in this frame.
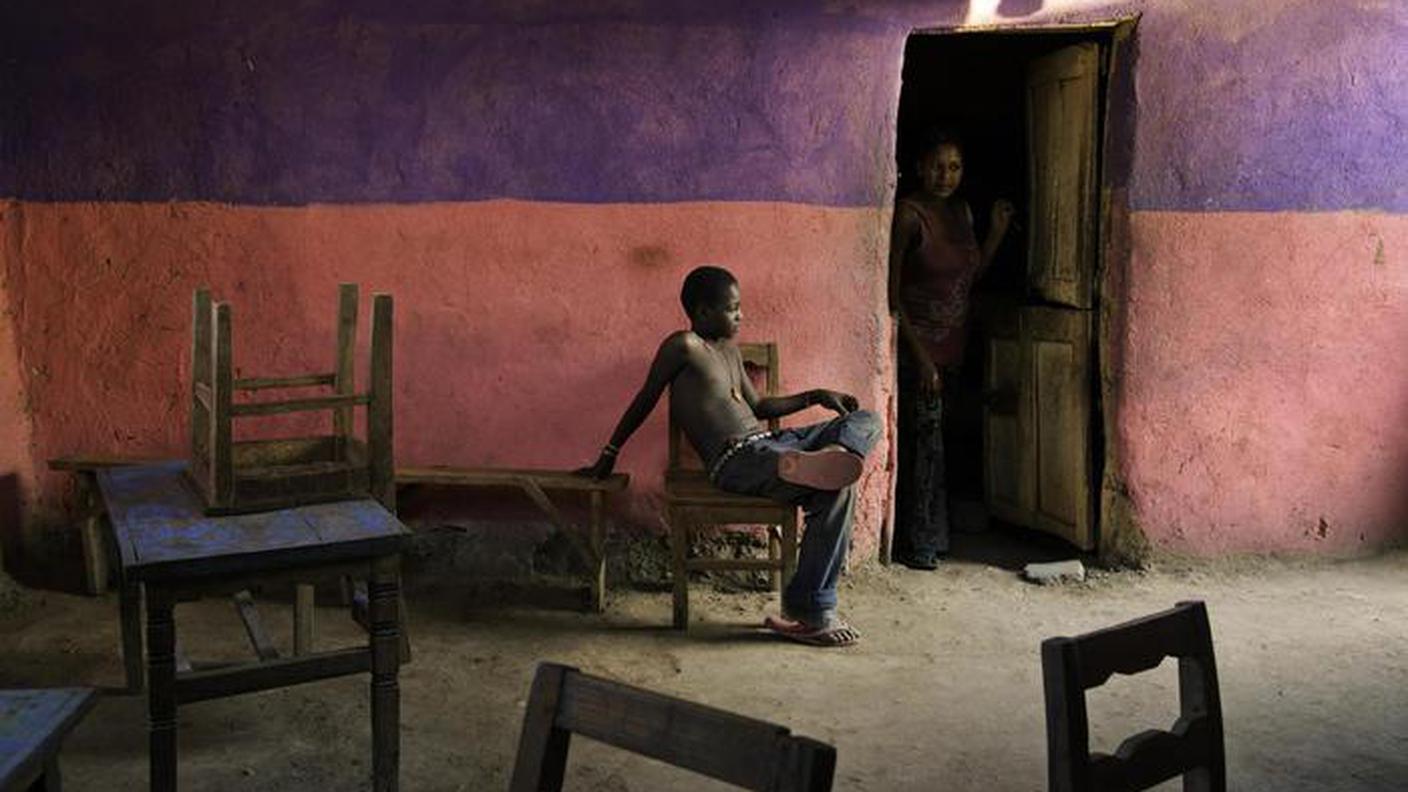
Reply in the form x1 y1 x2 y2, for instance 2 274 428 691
4 1 1405 210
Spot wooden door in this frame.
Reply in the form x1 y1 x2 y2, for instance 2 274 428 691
981 306 1094 550
1026 42 1100 309
1025 306 1093 549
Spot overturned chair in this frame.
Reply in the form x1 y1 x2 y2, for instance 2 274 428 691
510 662 835 791
1041 600 1226 792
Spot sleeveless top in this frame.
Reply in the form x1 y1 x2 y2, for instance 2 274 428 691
896 197 982 366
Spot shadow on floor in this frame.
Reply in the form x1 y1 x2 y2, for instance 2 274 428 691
945 519 1094 572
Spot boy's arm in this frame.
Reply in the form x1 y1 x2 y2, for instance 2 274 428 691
752 389 858 419
578 334 689 478
741 361 858 420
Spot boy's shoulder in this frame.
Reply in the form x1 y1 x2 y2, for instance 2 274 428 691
656 329 701 361
657 330 735 361
661 329 697 349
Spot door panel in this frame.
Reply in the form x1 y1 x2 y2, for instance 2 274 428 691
1027 306 1093 550
980 303 1094 551
1026 43 1100 309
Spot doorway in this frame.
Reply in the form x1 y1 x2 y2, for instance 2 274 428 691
889 23 1131 568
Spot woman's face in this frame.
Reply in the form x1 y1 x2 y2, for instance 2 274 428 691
918 144 963 198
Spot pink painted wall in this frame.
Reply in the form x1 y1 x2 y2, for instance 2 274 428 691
1119 211 1408 553
0 201 894 553
0 205 37 534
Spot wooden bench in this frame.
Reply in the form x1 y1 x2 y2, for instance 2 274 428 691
0 688 97 792
51 457 628 612
396 466 629 612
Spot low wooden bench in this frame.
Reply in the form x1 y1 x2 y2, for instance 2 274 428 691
51 457 628 612
0 687 97 792
396 466 629 612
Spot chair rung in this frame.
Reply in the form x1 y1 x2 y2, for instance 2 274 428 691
234 373 338 391
231 393 370 416
686 558 782 572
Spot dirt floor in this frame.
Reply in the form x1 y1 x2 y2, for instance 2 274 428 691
2 540 1406 791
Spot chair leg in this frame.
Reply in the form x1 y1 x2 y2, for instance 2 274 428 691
669 510 689 630
768 526 781 592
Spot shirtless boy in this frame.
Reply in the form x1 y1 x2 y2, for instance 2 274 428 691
580 266 881 646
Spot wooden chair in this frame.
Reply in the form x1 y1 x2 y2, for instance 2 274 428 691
510 662 835 792
190 283 394 515
664 342 799 629
1041 600 1226 792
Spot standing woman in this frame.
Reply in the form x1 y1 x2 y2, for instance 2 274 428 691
888 127 1014 569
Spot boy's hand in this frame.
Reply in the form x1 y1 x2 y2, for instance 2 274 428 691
574 454 616 480
812 389 859 415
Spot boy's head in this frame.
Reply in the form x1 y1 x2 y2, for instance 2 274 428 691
680 265 741 339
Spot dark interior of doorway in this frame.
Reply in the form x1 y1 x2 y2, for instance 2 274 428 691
893 28 1110 570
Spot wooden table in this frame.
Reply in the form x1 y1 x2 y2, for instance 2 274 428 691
96 461 408 792
0 688 97 792
54 457 629 612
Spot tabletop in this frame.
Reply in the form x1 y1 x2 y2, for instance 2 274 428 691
0 688 97 787
97 461 409 583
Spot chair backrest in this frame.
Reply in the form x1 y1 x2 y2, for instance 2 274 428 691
667 341 780 472
1041 600 1225 792
510 662 835 792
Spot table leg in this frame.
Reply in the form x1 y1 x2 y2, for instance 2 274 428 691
369 555 401 792
589 491 606 613
78 471 108 596
31 754 61 791
146 585 178 792
120 581 145 693
294 583 315 655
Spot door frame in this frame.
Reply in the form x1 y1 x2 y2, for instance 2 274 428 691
882 16 1141 563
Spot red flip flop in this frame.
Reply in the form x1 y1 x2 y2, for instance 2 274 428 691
777 447 863 490
763 615 861 648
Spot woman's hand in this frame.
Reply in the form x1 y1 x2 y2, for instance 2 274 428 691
990 199 1015 237
918 360 943 398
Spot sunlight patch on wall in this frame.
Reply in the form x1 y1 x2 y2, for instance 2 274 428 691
961 0 1106 27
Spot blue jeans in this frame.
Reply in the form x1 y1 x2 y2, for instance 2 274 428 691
711 409 882 623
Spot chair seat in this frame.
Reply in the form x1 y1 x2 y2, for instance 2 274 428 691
664 470 788 510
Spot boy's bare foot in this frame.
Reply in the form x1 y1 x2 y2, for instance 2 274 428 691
763 614 861 647
777 445 863 490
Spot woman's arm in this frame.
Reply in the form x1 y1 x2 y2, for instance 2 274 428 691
889 202 943 392
980 199 1015 269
